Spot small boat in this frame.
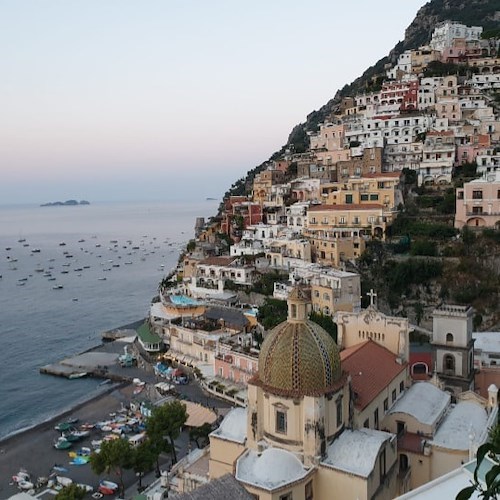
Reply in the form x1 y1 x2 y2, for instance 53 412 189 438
17 479 34 490
56 476 73 487
72 298 78 302
98 277 107 281
32 248 41 253
52 465 68 473
59 242 66 246
48 277 56 281
69 372 87 379
5 247 11 251
52 285 64 290
54 438 72 450
16 282 26 286
98 480 118 495
77 483 94 493
78 239 85 243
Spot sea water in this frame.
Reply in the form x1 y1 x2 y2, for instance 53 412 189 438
0 200 218 440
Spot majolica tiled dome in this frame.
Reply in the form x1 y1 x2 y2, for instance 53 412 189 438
258 287 341 397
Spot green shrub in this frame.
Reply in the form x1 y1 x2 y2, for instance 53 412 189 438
410 240 438 257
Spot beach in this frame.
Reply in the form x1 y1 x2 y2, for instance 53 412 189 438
0 383 165 499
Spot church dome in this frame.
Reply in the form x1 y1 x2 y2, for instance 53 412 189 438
258 311 342 397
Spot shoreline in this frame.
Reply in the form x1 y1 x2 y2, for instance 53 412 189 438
0 381 125 447
0 383 140 498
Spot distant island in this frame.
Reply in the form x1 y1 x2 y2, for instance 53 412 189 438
40 199 90 207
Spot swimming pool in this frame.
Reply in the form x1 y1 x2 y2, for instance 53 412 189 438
169 294 200 306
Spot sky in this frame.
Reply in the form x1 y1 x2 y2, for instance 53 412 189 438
0 0 425 205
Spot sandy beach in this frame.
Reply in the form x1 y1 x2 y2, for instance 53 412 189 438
0 383 155 499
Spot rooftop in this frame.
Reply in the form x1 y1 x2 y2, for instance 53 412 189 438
473 331 500 353
137 323 162 344
210 407 247 444
341 340 407 410
431 401 488 450
389 382 450 427
321 428 394 478
169 474 253 500
236 448 310 491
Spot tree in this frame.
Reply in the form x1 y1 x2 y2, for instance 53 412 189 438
456 442 500 500
54 484 86 500
189 423 213 449
133 440 157 490
90 438 134 497
146 400 188 467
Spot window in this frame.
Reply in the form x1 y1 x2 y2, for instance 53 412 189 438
374 408 379 429
392 389 397 403
305 480 314 500
346 194 353 204
276 410 287 434
379 449 387 483
280 493 292 500
361 194 369 201
370 194 379 201
336 398 343 427
400 381 405 393
444 354 455 374
472 190 483 199
472 206 483 214
446 333 454 343
364 419 369 428
384 398 388 412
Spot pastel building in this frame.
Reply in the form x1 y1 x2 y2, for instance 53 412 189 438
455 170 500 229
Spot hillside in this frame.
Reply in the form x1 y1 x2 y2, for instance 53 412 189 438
287 0 500 151
214 0 500 330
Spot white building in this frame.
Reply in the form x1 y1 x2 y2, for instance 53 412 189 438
429 21 483 52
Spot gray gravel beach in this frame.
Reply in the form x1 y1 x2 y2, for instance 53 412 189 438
0 384 147 499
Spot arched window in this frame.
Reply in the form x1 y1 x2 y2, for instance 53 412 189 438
444 354 455 374
446 333 454 343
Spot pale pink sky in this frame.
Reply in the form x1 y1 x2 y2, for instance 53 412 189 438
0 0 425 204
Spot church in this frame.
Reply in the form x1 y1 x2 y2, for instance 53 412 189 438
208 287 399 500
168 288 497 499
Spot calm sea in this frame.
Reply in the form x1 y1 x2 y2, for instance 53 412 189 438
0 200 218 440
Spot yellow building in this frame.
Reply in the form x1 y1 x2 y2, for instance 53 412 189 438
208 287 399 500
307 203 388 240
321 172 403 212
252 170 285 205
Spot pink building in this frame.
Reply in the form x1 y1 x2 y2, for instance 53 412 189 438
214 344 259 384
455 170 500 229
455 134 490 166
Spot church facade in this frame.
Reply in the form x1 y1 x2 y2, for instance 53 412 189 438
209 288 399 500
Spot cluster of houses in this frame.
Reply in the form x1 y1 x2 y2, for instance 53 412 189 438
138 20 500 500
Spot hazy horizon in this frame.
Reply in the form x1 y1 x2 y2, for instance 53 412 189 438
1 0 425 204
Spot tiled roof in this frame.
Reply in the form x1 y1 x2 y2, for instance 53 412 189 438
341 340 407 410
169 474 253 500
308 203 384 212
199 256 236 266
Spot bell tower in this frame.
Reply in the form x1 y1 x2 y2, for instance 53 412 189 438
431 304 474 395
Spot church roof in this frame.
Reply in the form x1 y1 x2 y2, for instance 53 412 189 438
257 319 342 397
210 407 247 444
389 382 450 426
321 428 394 478
340 340 407 410
236 448 311 491
431 401 488 450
